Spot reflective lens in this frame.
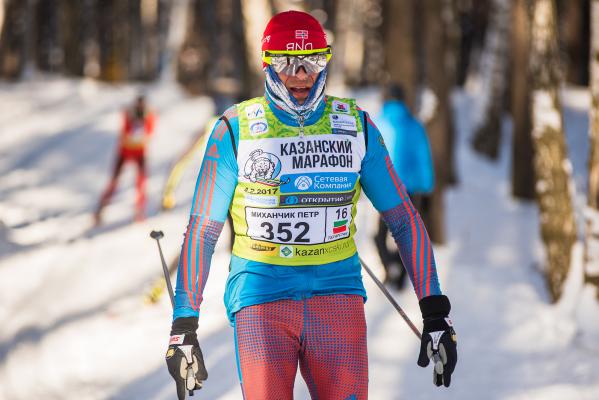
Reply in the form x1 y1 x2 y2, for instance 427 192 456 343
267 53 329 75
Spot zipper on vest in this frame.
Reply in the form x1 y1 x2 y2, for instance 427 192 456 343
298 115 305 138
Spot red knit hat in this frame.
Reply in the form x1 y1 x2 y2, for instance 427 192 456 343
261 11 328 53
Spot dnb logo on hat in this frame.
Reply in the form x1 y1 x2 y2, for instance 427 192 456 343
295 30 309 39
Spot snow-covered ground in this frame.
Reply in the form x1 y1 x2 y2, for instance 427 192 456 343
0 76 597 400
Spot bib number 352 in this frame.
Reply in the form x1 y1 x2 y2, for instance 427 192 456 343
259 221 309 243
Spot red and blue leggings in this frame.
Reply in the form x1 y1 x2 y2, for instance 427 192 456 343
234 294 368 400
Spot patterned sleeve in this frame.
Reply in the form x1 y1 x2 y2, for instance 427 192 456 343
359 111 441 299
173 109 239 320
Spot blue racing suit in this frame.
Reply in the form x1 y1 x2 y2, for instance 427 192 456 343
172 92 442 324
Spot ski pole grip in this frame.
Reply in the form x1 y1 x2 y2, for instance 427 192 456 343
150 230 164 240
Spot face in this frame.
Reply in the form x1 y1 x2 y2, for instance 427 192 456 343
277 67 319 105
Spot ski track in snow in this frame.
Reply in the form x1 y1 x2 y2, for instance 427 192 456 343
0 77 597 400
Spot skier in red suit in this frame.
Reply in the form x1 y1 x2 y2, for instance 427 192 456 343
95 94 155 224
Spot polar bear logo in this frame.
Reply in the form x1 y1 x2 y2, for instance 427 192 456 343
244 149 280 183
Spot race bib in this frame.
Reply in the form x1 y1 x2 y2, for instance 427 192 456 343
245 204 352 245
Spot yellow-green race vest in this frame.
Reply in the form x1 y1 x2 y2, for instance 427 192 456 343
230 96 366 265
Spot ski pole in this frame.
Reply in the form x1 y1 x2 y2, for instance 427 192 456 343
149 230 197 398
358 256 444 376
359 256 421 339
150 230 175 309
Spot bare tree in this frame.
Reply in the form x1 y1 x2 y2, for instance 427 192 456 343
331 0 365 86
61 0 87 76
511 0 535 200
0 0 4 35
529 0 577 301
383 0 417 109
455 0 490 87
176 0 249 99
585 0 599 294
442 0 461 92
471 0 511 160
176 0 213 93
129 0 164 80
96 0 131 81
558 0 590 86
442 0 459 185
128 0 144 79
240 0 271 96
209 0 250 106
359 0 384 85
33 0 63 72
272 0 305 11
0 0 30 79
419 0 452 244
61 0 102 78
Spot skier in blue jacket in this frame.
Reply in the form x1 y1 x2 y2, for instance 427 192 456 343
164 11 456 400
374 84 435 289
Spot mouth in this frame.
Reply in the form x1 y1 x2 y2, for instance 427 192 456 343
289 86 311 97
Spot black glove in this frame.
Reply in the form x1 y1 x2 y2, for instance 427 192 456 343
165 317 208 400
417 295 457 387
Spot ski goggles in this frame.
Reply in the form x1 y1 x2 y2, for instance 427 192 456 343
262 47 332 75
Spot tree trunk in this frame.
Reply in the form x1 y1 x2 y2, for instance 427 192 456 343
61 0 85 76
272 0 305 11
530 0 577 301
156 0 171 76
455 0 489 86
97 0 131 81
511 0 536 200
332 0 365 86
585 0 599 295
558 0 590 86
442 0 461 91
306 0 337 32
240 0 271 96
461 1 491 84
383 0 417 110
128 0 163 81
176 0 212 94
360 0 384 85
471 0 511 160
127 0 144 80
34 0 63 72
442 0 459 185
178 0 250 97
59 0 99 78
328 0 349 87
0 0 29 79
208 0 249 109
420 0 450 244
0 0 4 35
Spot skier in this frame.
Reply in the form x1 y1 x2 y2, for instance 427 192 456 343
94 94 155 224
165 11 457 399
374 84 435 289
